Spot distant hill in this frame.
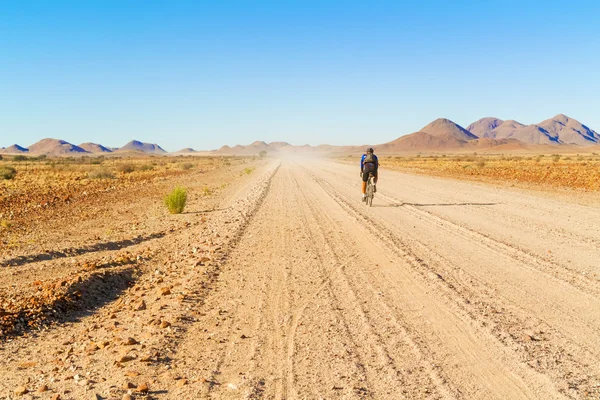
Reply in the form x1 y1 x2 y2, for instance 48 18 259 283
117 140 167 154
216 141 277 155
172 148 197 154
78 142 113 153
420 118 478 141
538 114 599 146
28 139 88 155
0 144 29 154
466 115 599 146
466 118 503 138
268 141 292 150
376 119 483 152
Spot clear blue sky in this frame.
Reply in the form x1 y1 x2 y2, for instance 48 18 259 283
1 1 599 151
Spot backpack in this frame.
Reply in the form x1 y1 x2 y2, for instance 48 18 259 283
364 153 375 163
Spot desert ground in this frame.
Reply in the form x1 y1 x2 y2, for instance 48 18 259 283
1 155 600 399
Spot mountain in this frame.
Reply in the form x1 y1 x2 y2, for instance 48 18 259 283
28 139 88 155
420 118 479 141
537 114 599 146
78 142 113 153
377 118 480 152
216 141 277 155
466 118 504 138
467 115 599 146
117 140 167 154
0 144 29 154
268 141 292 150
172 148 198 154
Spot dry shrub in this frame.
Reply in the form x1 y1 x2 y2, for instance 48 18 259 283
88 169 115 180
180 163 194 170
137 163 154 171
164 186 187 214
116 163 135 173
0 166 17 180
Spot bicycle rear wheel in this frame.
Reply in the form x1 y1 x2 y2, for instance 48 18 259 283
366 178 374 206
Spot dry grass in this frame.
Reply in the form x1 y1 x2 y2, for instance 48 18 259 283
369 154 600 191
0 155 241 228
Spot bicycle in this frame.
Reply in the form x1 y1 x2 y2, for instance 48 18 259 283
363 173 375 206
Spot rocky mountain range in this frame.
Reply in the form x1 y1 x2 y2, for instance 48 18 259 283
1 114 598 156
0 139 167 156
466 114 599 146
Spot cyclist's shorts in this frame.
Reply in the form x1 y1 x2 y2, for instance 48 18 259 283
362 163 378 182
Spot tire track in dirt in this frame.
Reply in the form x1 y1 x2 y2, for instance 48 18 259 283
292 166 456 399
319 164 600 292
301 164 567 399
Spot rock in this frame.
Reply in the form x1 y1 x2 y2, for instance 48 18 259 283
123 382 136 389
38 384 49 392
136 382 149 393
86 343 100 352
14 386 28 395
160 287 171 296
176 378 188 387
124 337 138 346
133 300 146 311
124 371 140 377
51 395 61 400
119 355 134 363
122 395 132 400
160 320 171 329
97 340 110 349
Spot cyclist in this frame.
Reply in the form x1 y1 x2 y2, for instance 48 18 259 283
360 147 379 200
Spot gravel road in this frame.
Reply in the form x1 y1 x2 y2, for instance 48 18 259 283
2 158 599 399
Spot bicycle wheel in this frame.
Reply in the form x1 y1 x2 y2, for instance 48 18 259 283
366 178 374 206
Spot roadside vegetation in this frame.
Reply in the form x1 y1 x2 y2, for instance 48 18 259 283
0 155 254 242
348 153 600 191
164 186 188 214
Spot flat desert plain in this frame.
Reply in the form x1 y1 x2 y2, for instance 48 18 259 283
1 157 600 399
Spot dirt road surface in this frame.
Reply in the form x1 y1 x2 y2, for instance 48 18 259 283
1 158 599 399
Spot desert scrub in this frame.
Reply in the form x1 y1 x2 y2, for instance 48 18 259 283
202 187 212 196
164 186 188 214
137 163 154 171
180 162 194 170
116 163 136 173
88 169 115 180
242 167 255 175
0 166 17 180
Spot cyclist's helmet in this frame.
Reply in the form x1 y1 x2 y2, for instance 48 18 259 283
366 147 374 153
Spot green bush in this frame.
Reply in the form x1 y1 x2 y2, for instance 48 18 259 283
164 186 188 214
0 166 17 180
88 169 115 179
13 155 28 162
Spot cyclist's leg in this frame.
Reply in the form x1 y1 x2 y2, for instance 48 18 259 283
361 170 369 198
